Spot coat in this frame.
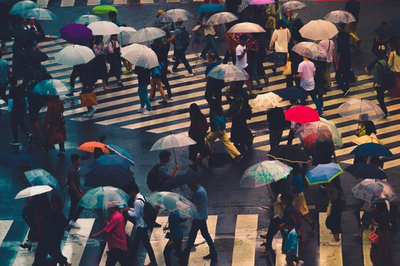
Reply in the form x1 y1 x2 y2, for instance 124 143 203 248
44 99 67 145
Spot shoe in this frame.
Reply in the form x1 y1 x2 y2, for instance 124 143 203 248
117 82 124 88
69 220 81 229
383 112 390 119
199 55 207 61
254 86 263 91
142 110 154 115
10 142 20 146
83 108 96 118
123 70 130 75
258 248 270 255
167 96 173 100
364 67 371 75
272 67 277 75
328 240 340 246
203 253 217 260
356 40 361 49
352 233 362 238
297 260 305 266
65 92 74 97
20 243 32 251
158 100 168 104
264 75 269 86
260 233 267 239
153 222 162 228
149 98 155 102
260 242 267 247
319 112 325 117
235 155 243 163
103 85 110 90
28 134 33 144
137 107 146 113
311 221 315 231
185 73 194 77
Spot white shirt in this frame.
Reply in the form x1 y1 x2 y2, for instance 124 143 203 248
269 28 291 53
128 193 147 228
203 17 216 36
319 40 335 63
298 60 316 91
235 44 248 69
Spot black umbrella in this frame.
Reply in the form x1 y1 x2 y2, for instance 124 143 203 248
345 164 388 180
278 87 308 100
159 172 199 191
4 29 36 40
15 49 49 63
267 145 310 164
374 24 400 37
85 165 135 188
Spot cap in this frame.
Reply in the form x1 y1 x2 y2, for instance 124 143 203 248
108 201 121 209
156 10 164 18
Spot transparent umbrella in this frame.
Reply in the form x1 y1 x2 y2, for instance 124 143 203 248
23 7 57 20
24 169 61 193
55 45 95 66
207 64 249 82
119 26 136 46
150 133 196 163
352 179 397 203
147 192 199 219
337 98 386 120
324 10 356 24
292 42 328 61
9 0 38 16
32 79 73 96
129 27 166 46
240 160 292 188
278 1 306 12
157 9 194 23
74 14 101 25
15 185 53 199
78 186 130 209
251 92 282 112
206 12 238 26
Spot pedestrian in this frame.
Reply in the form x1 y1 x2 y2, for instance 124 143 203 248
8 77 33 146
67 154 84 229
286 100 300 145
352 202 374 238
325 177 344 246
108 11 120 26
365 22 389 75
149 62 168 104
43 95 67 157
280 219 304 266
93 201 130 266
282 8 293 32
134 66 153 115
183 181 218 261
68 62 93 97
107 34 124 88
23 17 43 49
223 32 237 65
188 103 209 171
92 35 109 90
50 195 68 251
387 40 400 97
151 38 172 99
246 34 263 90
335 23 352 97
371 49 390 118
20 197 39 250
269 20 291 75
286 19 304 88
266 106 286 148
312 130 337 165
204 52 224 105
0 50 9 107
205 99 243 163
200 14 221 61
24 74 45 141
314 60 330 109
345 0 361 48
157 150 179 189
236 35 255 97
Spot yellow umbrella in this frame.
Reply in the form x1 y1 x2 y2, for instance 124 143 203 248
352 135 382 145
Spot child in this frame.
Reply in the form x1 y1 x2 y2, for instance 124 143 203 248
280 219 304 266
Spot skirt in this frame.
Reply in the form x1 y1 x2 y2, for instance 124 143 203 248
293 192 309 215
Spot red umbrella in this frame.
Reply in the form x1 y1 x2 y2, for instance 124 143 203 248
284 106 320 124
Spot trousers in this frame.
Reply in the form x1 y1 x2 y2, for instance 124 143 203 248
138 85 152 111
183 220 217 257
206 130 241 159
201 35 220 59
130 227 156 264
164 238 185 266
173 49 193 74
11 111 29 142
106 248 130 266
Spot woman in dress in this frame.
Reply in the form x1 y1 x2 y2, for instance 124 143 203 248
92 35 109 90
43 96 67 157
107 34 124 88
325 177 344 246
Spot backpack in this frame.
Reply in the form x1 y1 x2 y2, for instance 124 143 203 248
147 164 162 191
137 197 157 227
178 27 190 49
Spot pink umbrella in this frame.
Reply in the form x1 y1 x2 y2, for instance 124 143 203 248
249 0 274 5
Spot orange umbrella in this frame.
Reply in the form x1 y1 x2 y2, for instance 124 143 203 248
77 142 110 153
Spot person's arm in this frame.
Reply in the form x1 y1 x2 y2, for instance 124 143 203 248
166 35 176 44
388 52 393 68
107 42 114 54
237 47 248 60
168 165 179 179
92 229 105 238
127 200 142 219
293 72 302 79
269 31 277 50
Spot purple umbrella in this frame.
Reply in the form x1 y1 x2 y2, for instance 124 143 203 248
60 23 93 45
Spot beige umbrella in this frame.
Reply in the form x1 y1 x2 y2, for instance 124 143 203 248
227 22 266 33
300 20 338 41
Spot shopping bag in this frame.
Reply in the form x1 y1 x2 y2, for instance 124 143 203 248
80 92 98 107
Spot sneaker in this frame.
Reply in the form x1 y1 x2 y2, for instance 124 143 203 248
297 260 305 266
153 222 162 228
20 243 32 251
137 107 146 113
65 92 74 97
103 85 110 90
28 134 33 144
158 100 168 104
167 95 173 100
319 112 325 117
123 70 130 75
83 108 96 118
260 233 268 239
142 110 154 115
69 220 81 229
185 73 194 77
10 142 20 146
203 253 217 260
328 240 340 246
235 155 243 163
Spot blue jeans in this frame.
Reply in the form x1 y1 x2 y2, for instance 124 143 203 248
300 88 323 113
201 35 220 59
138 85 152 110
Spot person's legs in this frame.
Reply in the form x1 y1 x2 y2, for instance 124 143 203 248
265 217 282 251
198 220 217 256
177 49 193 74
318 93 324 109
376 86 388 116
138 227 157 264
200 37 212 59
173 237 185 265
0 82 8 104
68 192 79 221
70 69 78 89
10 112 19 142
183 220 201 256
149 79 156 100
309 90 323 114
161 63 172 98
269 129 283 148
138 85 152 110
205 132 218 153
105 248 119 266
252 64 261 87
207 35 220 59
287 129 295 145
32 241 48 266
72 206 84 221
163 240 174 266
218 130 241 159
156 78 167 101
172 54 181 72
335 70 344 91
366 59 378 74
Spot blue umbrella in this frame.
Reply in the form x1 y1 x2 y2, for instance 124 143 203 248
345 164 388 180
90 154 131 169
0 153 40 168
278 87 308 100
85 165 135 188
196 3 224 13
78 186 130 209
305 163 343 185
350 143 393 157
24 169 61 194
106 144 134 165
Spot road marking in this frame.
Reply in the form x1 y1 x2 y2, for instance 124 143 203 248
12 232 36 266
60 0 75 7
36 0 49 7
232 214 258 266
359 212 373 266
0 221 12 247
87 0 101 5
319 212 343 266
275 238 286 266
144 216 169 265
114 0 128 4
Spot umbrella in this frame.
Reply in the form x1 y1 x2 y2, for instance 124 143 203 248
350 143 393 157
237 0 251 13
227 22 266 33
150 134 196 151
32 79 73 96
305 163 343 185
9 0 38 16
205 12 238 26
77 141 110 153
15 185 53 199
74 14 101 25
90 154 131 169
60 23 93 45
284 106 320 124
352 135 382 145
106 144 135 165
352 179 397 203
85 165 134 188
92 5 118 14
119 26 136 46
345 164 388 180
0 153 40 168
159 173 199 191
157 9 194 23
251 92 282 112
207 64 249 82
147 192 199 219
15 49 48 63
55 45 95 66
267 145 310 164
278 87 308 100
296 117 343 148
337 98 386 120
23 7 57 20
87 21 119 36
240 160 292 188
292 42 328 61
374 24 400 37
278 1 306 12
249 0 274 5
196 3 224 13
78 186 130 209
324 10 356 24
121 43 159 69
129 27 166 45
24 169 61 193
3 28 36 40
299 20 338 41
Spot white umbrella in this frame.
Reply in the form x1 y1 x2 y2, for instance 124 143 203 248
324 10 356 24
251 92 282 112
9 0 38 16
278 1 306 12
207 64 249 82
88 21 119 36
121 43 159 69
206 12 239 25
119 26 136 46
300 20 338 41
157 9 194 23
227 22 266 33
15 185 53 199
129 27 166 46
337 98 386 120
55 45 95 66
23 7 57 20
74 14 101 25
150 134 196 151
292 42 328 61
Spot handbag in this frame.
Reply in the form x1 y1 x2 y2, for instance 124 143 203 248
282 53 292 76
369 231 379 244
80 92 98 107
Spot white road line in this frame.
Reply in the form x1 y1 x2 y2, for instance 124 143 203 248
144 216 169 265
0 220 12 247
232 214 258 266
319 212 343 266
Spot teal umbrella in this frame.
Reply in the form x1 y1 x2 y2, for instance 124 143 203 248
9 0 38 16
147 192 199 219
240 160 292 188
24 169 61 193
106 144 135 165
32 79 73 96
78 186 130 210
305 163 343 185
23 7 57 20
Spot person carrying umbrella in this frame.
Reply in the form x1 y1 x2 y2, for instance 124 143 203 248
23 17 44 49
387 40 400 97
134 66 153 115
371 48 390 118
92 35 109 91
324 177 344 246
335 23 352 97
200 14 221 61
345 0 361 48
204 52 224 105
108 11 120 26
188 103 209 171
267 105 286 148
67 154 84 229
107 34 124 88
269 20 291 75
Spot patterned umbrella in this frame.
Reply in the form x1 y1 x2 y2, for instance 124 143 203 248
78 186 130 209
251 92 282 112
351 179 397 203
337 98 386 121
237 0 251 13
267 145 310 164
284 105 320 124
249 0 274 5
147 191 199 219
305 163 343 185
345 164 388 180
296 117 343 148
240 160 292 188
233 33 260 51
350 143 393 157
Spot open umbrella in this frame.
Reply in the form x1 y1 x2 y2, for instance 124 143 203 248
78 186 130 209
278 1 306 12
129 27 166 45
15 49 48 63
92 5 118 14
352 135 382 145
87 21 119 36
350 143 393 157
9 0 38 16
207 64 249 82
23 7 57 20
90 154 131 169
374 24 400 37
240 160 292 188
147 192 199 219
74 14 101 25
251 92 282 112
85 165 134 188
0 153 40 168
119 26 136 46
60 23 93 45
278 87 308 100
227 22 266 33
157 9 194 23
249 0 274 5
24 169 61 193
352 179 397 203
337 98 386 120
299 20 338 41
121 43 159 69
77 141 110 153
292 42 328 61
32 79 73 96
150 133 196 163
159 172 199 191
305 163 343 185
106 144 135 166
205 12 238 26
345 164 388 180
55 45 95 66
15 185 52 199
237 0 251 13
324 10 356 24
284 105 320 124
196 3 224 13
267 145 310 164
296 117 343 148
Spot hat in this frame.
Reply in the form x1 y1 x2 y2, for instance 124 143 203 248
156 10 164 18
108 201 121 209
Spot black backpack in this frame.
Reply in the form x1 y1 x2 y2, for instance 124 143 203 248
178 26 190 49
137 197 157 227
147 164 162 191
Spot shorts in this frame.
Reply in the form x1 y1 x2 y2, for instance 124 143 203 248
275 52 287 67
243 65 253 79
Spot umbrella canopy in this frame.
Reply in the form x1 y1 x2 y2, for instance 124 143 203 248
0 153 40 168
299 20 338 41
9 0 38 16
251 92 282 112
24 169 60 192
305 163 343 185
205 12 238 25
88 21 119 36
352 179 397 203
159 173 199 191
150 134 196 151
32 79 73 96
240 160 292 188
278 1 306 12
15 49 48 63
227 22 266 33
284 105 320 124
345 164 388 180
129 27 166 45
23 7 57 20
77 141 110 153
74 14 101 25
278 87 308 100
196 3 224 13
207 64 249 82
121 44 159 69
292 42 328 61
296 117 343 148
78 186 130 209
4 28 36 40
90 154 131 169
249 0 274 5
267 145 310 164
237 0 251 13
85 164 134 188
157 9 194 23
350 143 393 157
352 135 382 145
15 185 52 199
119 26 136 46
324 10 356 24
60 23 93 45
106 144 135 166
55 45 95 66
374 24 400 37
337 98 386 120
147 192 199 219
92 5 118 14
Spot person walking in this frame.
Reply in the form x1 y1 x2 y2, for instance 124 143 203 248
371 50 390 118
335 24 352 97
204 53 224 105
108 11 120 26
134 66 153 115
0 50 9 107
151 38 172 99
223 32 237 64
269 20 291 75
188 103 209 171
200 15 221 61
20 197 39 250
107 34 124 88
149 62 168 104
388 40 400 97
157 150 179 189
50 195 69 251
345 0 361 48
236 35 255 97
267 106 286 148
325 177 344 246
67 154 84 229
92 35 109 90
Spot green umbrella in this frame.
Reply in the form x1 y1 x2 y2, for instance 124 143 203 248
240 160 292 188
92 5 118 15
32 79 73 96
